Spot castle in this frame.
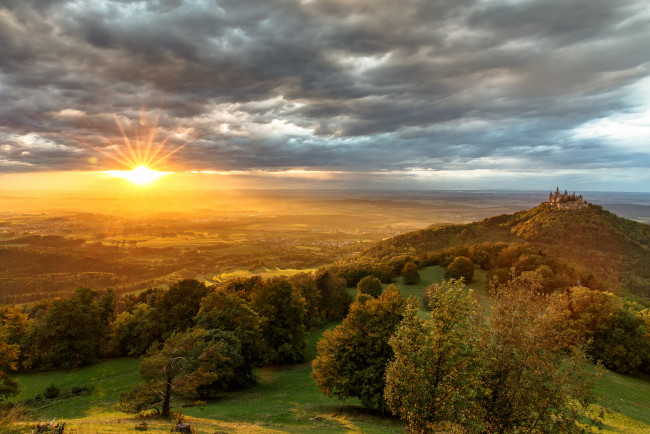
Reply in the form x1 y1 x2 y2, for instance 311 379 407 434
547 187 588 209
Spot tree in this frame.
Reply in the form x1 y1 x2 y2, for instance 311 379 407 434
107 303 164 357
250 278 307 364
154 279 209 337
385 280 485 432
401 262 420 285
444 256 474 283
39 287 107 369
478 285 598 433
0 306 31 370
588 306 650 375
313 270 351 321
194 290 264 390
119 328 243 418
311 285 404 413
356 275 383 297
0 332 19 400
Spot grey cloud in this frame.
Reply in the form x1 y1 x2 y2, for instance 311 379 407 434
0 0 648 188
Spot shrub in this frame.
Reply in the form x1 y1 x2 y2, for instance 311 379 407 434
401 262 420 285
43 384 60 400
444 256 474 283
356 276 383 297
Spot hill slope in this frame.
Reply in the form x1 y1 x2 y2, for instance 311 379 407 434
363 202 650 297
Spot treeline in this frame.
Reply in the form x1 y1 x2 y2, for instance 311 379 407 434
363 240 650 376
312 278 650 432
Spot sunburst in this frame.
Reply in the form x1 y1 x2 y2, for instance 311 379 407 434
91 111 196 186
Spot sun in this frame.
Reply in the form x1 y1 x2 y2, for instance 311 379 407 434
104 165 171 185
86 110 197 187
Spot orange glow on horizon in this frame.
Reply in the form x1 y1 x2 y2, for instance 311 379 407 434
104 165 172 185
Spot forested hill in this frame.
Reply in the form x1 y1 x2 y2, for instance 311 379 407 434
363 202 650 297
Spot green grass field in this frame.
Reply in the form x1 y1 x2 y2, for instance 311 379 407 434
11 265 650 433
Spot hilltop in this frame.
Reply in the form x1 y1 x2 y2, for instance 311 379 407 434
362 194 650 297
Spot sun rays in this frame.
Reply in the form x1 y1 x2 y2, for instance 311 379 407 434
90 110 196 186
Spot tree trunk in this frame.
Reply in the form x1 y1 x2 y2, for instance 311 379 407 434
161 375 172 418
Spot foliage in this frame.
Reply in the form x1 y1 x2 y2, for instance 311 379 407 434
0 307 32 370
589 306 650 375
154 279 209 337
478 284 599 433
33 287 110 369
0 332 19 400
107 303 164 357
43 384 60 400
356 275 383 297
547 286 621 347
119 328 242 418
401 262 420 285
385 280 485 432
250 278 307 364
311 285 404 413
313 270 352 321
194 289 264 390
444 256 474 283
338 261 393 287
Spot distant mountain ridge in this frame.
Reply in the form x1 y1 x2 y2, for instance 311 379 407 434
363 200 650 297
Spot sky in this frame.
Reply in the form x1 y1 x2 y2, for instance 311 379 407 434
0 0 649 191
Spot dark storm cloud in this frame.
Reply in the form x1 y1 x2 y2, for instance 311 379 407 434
0 0 649 188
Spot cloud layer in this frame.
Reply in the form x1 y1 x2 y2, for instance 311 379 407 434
0 0 649 189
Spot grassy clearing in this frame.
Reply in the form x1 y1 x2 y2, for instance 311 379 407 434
182 324 404 433
13 358 140 420
594 370 650 430
387 265 490 315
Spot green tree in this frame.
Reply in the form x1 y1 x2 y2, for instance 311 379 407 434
39 287 107 369
444 256 474 283
311 285 404 413
589 306 650 375
155 279 209 337
119 328 242 418
401 262 420 285
385 280 485 432
107 303 164 357
356 275 383 297
313 270 351 321
194 290 264 390
250 278 307 364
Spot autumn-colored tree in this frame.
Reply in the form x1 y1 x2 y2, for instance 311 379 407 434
0 306 32 370
0 332 19 400
401 262 420 285
356 275 383 297
311 285 404 413
478 285 598 433
444 256 474 283
119 328 242 418
385 279 485 432
546 286 621 347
